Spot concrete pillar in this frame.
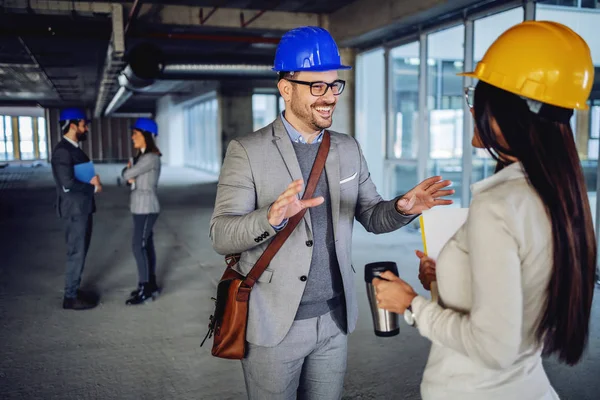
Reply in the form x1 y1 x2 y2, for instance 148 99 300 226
331 47 356 137
219 85 254 158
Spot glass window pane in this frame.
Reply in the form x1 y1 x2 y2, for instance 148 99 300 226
18 117 34 160
474 8 524 62
472 7 524 181
390 42 420 160
279 96 285 113
38 117 47 159
20 141 34 160
5 116 12 136
427 25 464 207
536 5 600 224
2 116 14 161
184 93 220 174
252 94 278 131
537 0 596 8
37 117 46 140
39 141 47 159
356 48 388 194
18 117 33 140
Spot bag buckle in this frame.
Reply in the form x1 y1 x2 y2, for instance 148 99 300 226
200 297 217 347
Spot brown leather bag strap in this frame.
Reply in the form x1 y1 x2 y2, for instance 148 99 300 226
243 131 331 288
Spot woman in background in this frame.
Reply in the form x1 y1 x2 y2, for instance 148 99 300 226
122 118 162 305
374 21 596 399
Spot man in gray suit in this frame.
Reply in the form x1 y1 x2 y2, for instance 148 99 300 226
210 26 453 399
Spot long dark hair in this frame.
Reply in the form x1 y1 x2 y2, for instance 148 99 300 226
134 129 162 161
473 81 596 365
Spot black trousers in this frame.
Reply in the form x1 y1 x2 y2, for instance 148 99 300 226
63 214 93 298
132 213 159 283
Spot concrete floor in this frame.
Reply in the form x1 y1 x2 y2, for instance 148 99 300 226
1 164 599 400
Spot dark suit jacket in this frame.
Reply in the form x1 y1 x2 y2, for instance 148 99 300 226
51 138 96 218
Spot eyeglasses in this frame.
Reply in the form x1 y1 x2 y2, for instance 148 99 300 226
464 86 475 109
285 79 346 97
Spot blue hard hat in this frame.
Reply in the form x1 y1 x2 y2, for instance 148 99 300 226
59 108 88 122
273 26 351 72
131 118 158 136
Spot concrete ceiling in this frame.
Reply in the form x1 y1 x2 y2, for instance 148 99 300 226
0 0 533 115
0 0 358 113
112 0 354 14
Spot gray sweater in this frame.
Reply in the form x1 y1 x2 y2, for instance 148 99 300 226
292 141 343 320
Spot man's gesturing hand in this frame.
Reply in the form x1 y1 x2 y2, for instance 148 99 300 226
267 179 324 226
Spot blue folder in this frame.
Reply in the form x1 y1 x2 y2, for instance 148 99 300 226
74 161 96 183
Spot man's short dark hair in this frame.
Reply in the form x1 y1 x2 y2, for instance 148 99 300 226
278 71 295 81
61 119 80 135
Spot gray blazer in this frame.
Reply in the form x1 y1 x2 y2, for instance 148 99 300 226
122 152 161 215
210 117 414 347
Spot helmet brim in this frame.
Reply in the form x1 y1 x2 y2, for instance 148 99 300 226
456 71 589 111
131 126 158 136
273 64 352 72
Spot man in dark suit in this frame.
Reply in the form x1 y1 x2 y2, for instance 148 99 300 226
51 108 102 310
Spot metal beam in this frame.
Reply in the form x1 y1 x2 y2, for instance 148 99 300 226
417 32 428 185
124 0 143 36
94 3 126 118
4 1 320 32
524 0 535 21
200 7 219 25
147 4 319 31
16 37 62 100
461 18 474 207
3 0 112 14
240 10 267 28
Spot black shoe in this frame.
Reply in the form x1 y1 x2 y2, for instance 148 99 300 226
130 283 142 297
130 282 160 297
126 284 154 305
77 289 99 304
63 296 97 310
149 274 161 297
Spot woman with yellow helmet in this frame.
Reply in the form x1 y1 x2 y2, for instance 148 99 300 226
374 21 596 399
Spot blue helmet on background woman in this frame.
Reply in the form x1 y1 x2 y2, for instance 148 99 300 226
131 118 158 136
273 26 351 72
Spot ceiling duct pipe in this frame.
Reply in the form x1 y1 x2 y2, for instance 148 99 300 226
104 44 276 116
104 42 164 116
162 63 273 77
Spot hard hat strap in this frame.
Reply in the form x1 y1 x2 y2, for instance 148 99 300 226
521 97 573 125
61 120 73 131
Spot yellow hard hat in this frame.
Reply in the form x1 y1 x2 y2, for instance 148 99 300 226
460 21 594 110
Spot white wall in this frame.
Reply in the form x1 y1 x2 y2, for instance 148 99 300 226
155 95 185 167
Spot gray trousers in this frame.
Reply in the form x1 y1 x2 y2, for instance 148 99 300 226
63 214 93 298
241 308 348 400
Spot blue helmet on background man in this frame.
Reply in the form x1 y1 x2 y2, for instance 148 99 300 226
131 118 158 137
59 108 89 123
273 26 351 72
